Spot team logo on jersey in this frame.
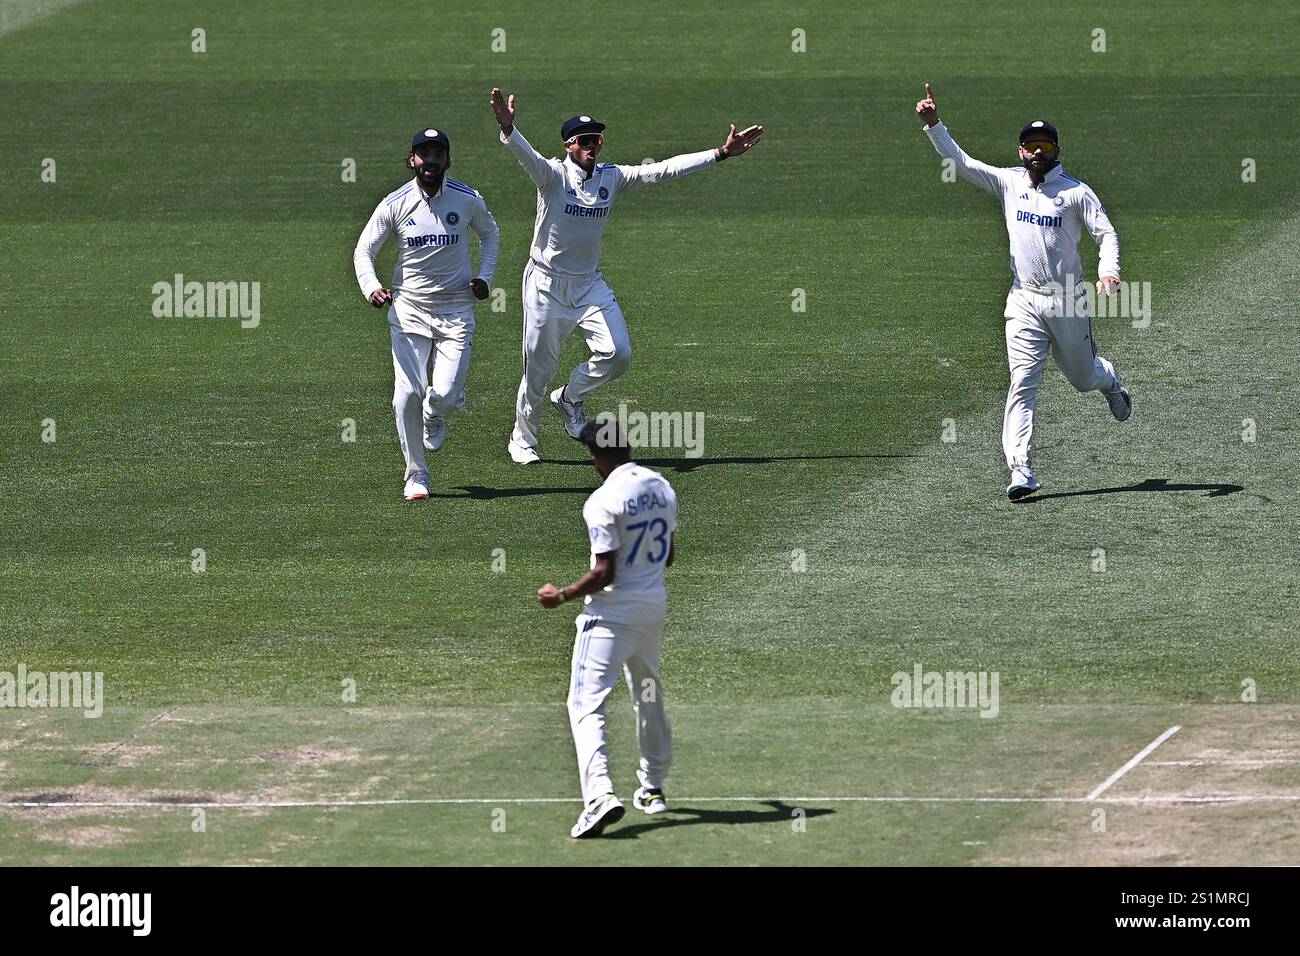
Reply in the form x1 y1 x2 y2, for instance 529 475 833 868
1053 196 1065 207
446 211 460 225
598 186 608 200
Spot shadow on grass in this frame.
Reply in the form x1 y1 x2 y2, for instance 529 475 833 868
428 485 592 500
603 800 835 839
551 453 915 474
1018 478 1244 504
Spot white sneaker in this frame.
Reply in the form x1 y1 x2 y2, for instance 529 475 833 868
570 793 624 839
1006 466 1042 501
423 415 446 452
633 786 668 815
550 386 587 439
507 438 540 464
1105 383 1132 422
403 475 430 501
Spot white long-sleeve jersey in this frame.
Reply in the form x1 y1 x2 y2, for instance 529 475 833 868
582 461 679 623
354 177 500 306
501 126 717 277
925 121 1119 293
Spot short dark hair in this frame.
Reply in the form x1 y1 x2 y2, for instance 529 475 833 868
580 415 632 462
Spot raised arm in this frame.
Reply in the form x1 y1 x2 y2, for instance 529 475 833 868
1079 186 1120 290
617 122 763 194
491 88 560 189
353 199 394 307
915 83 1008 196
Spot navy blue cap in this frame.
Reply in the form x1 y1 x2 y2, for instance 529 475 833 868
411 127 451 152
561 114 606 141
1019 120 1058 145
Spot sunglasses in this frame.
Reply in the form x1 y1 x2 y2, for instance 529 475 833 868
1021 140 1056 154
568 133 604 148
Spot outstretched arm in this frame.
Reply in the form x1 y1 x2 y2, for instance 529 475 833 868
915 83 1008 196
617 122 763 193
490 88 560 190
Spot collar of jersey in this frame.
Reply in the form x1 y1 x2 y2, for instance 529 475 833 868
414 178 445 200
564 153 600 182
606 461 638 481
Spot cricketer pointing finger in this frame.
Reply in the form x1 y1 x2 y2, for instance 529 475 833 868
916 83 1132 501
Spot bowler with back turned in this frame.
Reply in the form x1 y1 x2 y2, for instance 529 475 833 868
915 84 1132 500
537 419 679 838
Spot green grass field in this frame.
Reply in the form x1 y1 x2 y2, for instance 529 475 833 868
1 0 1298 865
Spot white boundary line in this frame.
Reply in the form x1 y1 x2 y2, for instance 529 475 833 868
1086 725 1181 801
4 792 1300 810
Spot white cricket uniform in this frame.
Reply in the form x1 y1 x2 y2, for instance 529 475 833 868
568 461 679 805
925 121 1122 471
354 177 500 480
500 127 717 447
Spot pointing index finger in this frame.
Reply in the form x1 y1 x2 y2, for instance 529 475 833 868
925 82 933 100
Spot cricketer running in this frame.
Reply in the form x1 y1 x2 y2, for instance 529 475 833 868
915 83 1132 500
354 128 501 501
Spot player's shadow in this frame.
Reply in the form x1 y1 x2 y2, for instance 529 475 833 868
551 453 915 474
1018 477 1244 504
603 801 835 839
428 485 592 500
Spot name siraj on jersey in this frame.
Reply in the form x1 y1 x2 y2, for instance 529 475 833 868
626 490 670 516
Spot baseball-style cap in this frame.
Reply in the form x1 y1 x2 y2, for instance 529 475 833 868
411 127 451 151
561 114 606 141
1019 120 1058 145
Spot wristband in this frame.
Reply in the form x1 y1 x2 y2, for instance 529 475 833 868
717 145 729 161
558 588 568 603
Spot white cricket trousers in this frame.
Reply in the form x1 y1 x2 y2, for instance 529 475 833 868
512 260 630 447
1002 285 1118 471
389 303 474 480
568 611 671 805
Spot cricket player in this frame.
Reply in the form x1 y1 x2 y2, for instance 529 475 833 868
537 420 679 838
915 84 1132 500
489 88 763 464
354 128 500 501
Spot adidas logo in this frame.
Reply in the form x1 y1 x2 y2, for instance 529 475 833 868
1019 193 1029 200
406 217 417 227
